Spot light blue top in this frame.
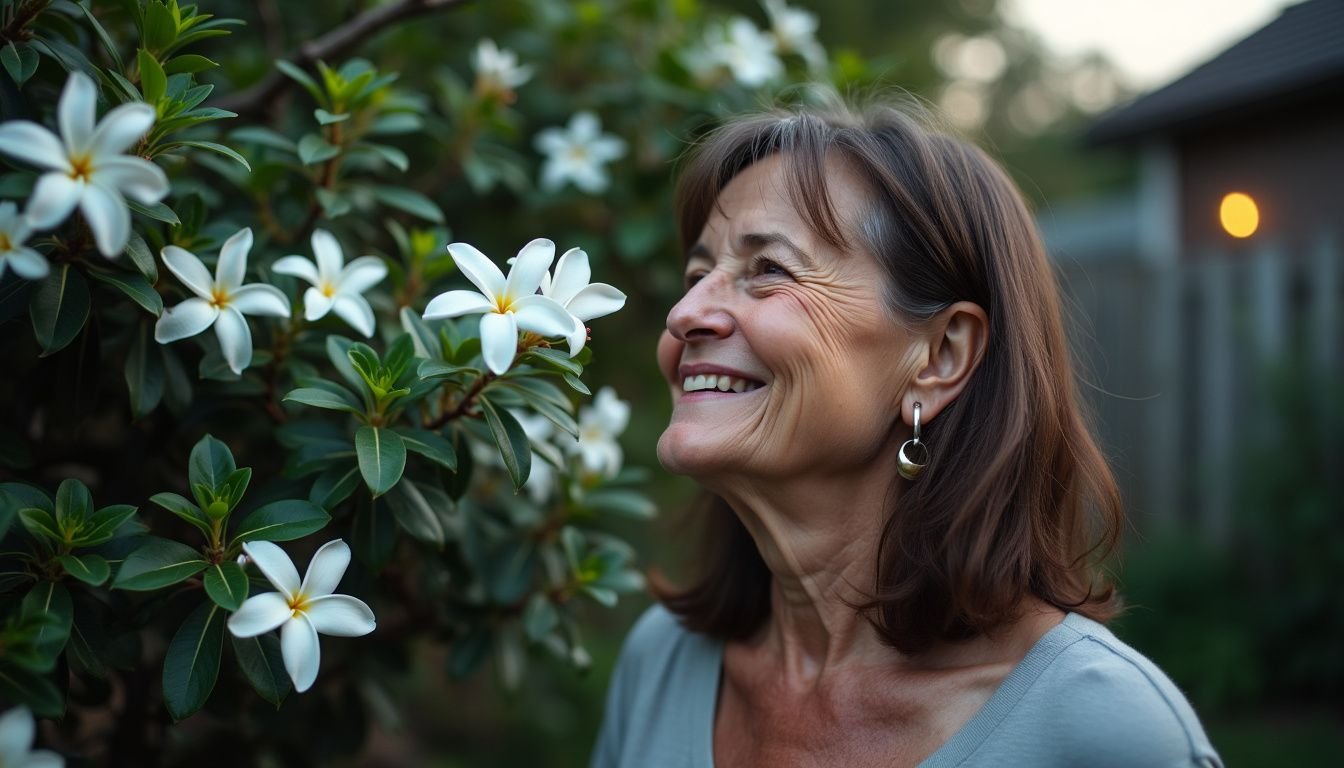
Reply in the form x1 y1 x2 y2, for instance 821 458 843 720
590 604 1223 767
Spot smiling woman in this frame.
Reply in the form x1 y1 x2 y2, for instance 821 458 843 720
591 96 1223 767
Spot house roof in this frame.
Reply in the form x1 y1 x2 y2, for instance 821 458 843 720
1087 0 1344 144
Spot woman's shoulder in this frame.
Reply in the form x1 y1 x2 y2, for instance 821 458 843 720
615 602 718 676
978 612 1223 766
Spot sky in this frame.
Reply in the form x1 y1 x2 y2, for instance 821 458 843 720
1003 0 1301 89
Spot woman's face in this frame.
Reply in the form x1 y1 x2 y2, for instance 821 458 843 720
657 155 919 483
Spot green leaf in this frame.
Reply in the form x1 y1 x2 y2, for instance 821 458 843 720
113 538 208 591
78 504 138 546
314 108 349 125
228 126 296 154
309 465 361 510
203 561 248 611
355 426 406 497
55 478 93 526
189 434 236 493
522 593 559 642
297 134 339 165
29 264 90 355
283 386 362 414
351 494 397 568
220 467 251 511
21 581 73 663
75 1 124 72
125 321 165 419
363 142 409 172
231 633 290 707
142 0 178 53
522 347 583 377
88 266 163 316
149 492 213 539
480 398 531 490
58 553 110 586
162 601 225 722
18 508 62 544
416 360 473 379
167 140 251 172
563 372 590 395
127 197 181 226
231 499 330 544
370 186 444 223
384 480 445 546
275 60 325 107
325 335 364 390
125 233 158 282
394 427 458 470
580 584 618 607
163 54 218 74
1 42 39 86
0 665 64 718
138 48 167 104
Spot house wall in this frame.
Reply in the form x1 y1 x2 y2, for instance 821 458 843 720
1178 98 1344 254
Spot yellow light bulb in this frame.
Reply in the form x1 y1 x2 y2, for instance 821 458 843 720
1219 192 1259 239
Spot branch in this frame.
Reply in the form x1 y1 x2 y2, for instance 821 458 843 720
217 0 472 120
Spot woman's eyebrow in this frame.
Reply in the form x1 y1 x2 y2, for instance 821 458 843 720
740 232 816 266
686 242 711 263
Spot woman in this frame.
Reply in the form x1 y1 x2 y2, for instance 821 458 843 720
591 98 1222 767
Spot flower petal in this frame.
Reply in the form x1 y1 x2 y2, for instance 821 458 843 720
300 539 351 598
512 294 581 342
504 238 555 302
214 307 253 374
81 182 131 256
154 297 219 343
59 71 97 154
564 282 626 322
23 750 64 768
24 173 82 230
230 283 291 317
5 248 50 280
548 247 591 305
305 594 376 637
331 294 376 337
589 135 627 163
0 706 34 757
216 227 253 290
0 122 70 172
423 290 493 319
96 155 168 204
446 242 506 298
310 229 344 281
564 314 587 357
570 111 600 141
162 245 214 299
272 255 319 286
479 311 519 375
226 591 293 638
533 128 568 156
281 614 321 693
304 286 334 321
242 540 301 596
88 102 155 158
594 386 631 434
337 256 387 295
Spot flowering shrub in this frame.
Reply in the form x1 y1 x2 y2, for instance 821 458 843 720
0 0 837 762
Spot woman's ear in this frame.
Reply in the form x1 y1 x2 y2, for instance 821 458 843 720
903 301 989 425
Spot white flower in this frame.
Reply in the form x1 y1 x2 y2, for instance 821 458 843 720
473 38 532 98
0 71 167 257
539 247 626 355
533 112 626 194
0 706 63 768
0 202 48 280
513 409 558 503
154 227 291 374
422 239 577 375
685 18 783 88
272 229 386 338
762 0 826 70
569 386 630 478
227 539 376 694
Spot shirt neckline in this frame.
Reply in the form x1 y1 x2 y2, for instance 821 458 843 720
696 612 1087 767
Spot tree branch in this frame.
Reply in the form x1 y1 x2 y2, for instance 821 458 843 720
217 0 473 120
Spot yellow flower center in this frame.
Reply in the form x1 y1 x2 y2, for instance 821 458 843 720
67 153 94 183
566 146 589 163
0 233 11 252
320 281 336 298
210 287 231 308
289 590 312 617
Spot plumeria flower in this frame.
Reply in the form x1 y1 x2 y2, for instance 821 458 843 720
0 706 63 768
569 386 630 479
227 539 376 694
154 227 291 375
473 38 533 101
0 202 49 280
685 18 783 88
422 239 576 375
0 71 167 257
272 229 387 337
539 247 626 355
762 0 826 70
533 112 626 194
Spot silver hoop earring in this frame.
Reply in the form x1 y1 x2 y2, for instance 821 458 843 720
897 402 929 480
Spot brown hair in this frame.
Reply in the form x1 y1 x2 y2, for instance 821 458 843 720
653 95 1124 654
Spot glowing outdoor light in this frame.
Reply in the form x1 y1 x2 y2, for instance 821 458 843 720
1219 192 1259 238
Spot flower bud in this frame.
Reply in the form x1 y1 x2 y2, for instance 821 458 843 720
206 499 230 520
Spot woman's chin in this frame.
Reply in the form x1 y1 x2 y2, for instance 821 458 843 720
656 424 738 478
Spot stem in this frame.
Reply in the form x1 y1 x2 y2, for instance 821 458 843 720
423 371 493 429
0 0 51 43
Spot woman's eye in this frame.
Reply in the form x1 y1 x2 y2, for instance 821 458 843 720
684 271 707 289
752 256 791 279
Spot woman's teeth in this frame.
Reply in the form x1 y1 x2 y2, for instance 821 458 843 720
682 374 763 393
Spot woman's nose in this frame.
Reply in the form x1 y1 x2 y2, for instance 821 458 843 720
666 271 734 343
